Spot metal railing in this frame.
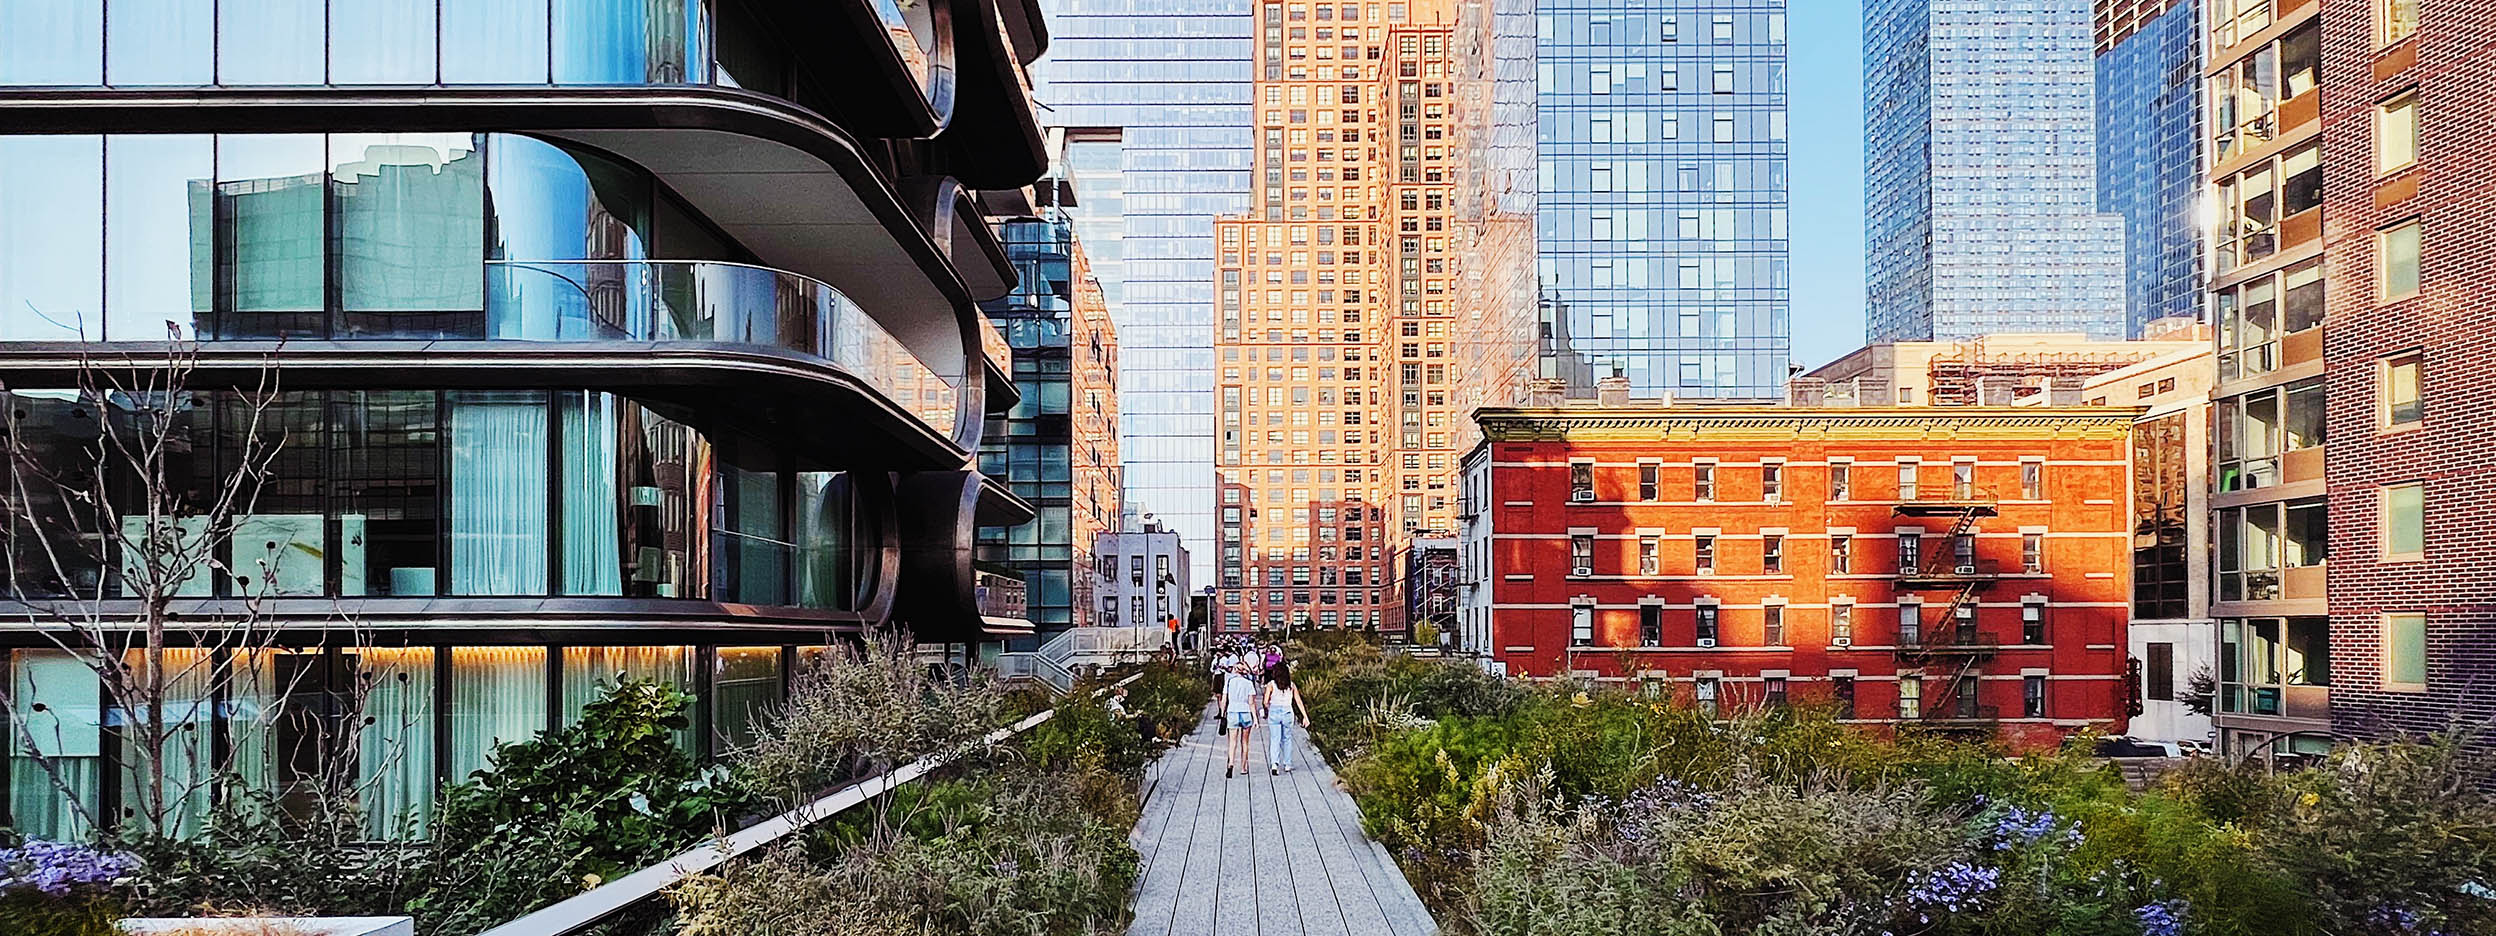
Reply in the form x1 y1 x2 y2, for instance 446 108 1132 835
475 670 1145 936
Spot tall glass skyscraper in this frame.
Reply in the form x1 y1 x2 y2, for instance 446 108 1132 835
1535 0 1791 399
1863 0 2127 342
1033 0 1255 582
2094 0 2202 337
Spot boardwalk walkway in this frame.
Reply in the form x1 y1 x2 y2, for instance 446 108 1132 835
1126 708 1439 936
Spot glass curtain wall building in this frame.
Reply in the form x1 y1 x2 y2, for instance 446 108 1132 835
0 0 1047 840
1863 0 2127 342
1535 0 1791 399
2094 0 2204 337
1032 0 1256 583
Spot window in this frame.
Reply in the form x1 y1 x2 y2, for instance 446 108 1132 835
1951 462 1974 499
1639 536 1660 575
1831 603 1852 642
1762 605 1784 645
1898 533 1922 573
1761 464 1783 502
1571 604 1592 646
1830 464 1850 500
2217 497 2328 601
1830 535 1851 574
1693 464 1715 501
1640 604 1662 647
2021 462 2042 500
1694 535 1716 574
2022 602 2045 644
2146 643 2176 701
1695 605 1718 643
2382 483 2424 560
2381 220 2421 301
1570 534 1594 572
2377 91 2418 174
1711 63 1733 93
1832 674 1855 718
1711 13 1733 40
1896 462 1917 500
2023 676 2046 718
1762 535 1784 573
2378 0 2417 46
2022 534 2044 573
1569 461 1593 498
1897 603 1921 646
1765 676 1788 707
2384 612 2426 689
1638 463 1659 500
2382 351 2423 428
1898 676 1921 719
2218 258 2323 380
2217 378 2325 491
1695 676 1719 716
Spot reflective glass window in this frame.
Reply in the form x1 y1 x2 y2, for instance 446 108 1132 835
332 133 487 336
332 0 440 84
553 0 698 84
107 0 212 86
0 135 104 340
559 391 626 595
443 0 553 84
104 135 212 340
0 1 101 85
213 135 327 338
218 0 326 85
335 391 443 596
448 390 552 595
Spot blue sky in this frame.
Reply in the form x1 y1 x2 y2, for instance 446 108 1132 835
1787 0 1866 369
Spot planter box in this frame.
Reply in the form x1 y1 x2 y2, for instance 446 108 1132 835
121 918 414 936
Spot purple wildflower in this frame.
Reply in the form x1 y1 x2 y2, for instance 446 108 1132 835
1905 860 2000 918
0 840 136 898
1990 805 2067 850
2135 899 2186 936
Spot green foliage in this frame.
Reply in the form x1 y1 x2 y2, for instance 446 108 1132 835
741 633 1005 801
0 891 122 936
112 793 425 920
413 678 757 936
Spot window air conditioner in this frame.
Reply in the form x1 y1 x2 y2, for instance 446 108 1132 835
1570 489 1596 503
1697 566 1714 577
1696 638 1718 648
1832 636 1853 648
1571 565 1593 577
1955 564 1978 575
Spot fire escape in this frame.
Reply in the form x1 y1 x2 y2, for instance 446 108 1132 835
1893 488 2002 725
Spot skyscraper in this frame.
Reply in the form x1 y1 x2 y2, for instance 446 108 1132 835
2094 0 2204 337
1032 0 1257 584
1863 0 2127 343
1536 0 1792 398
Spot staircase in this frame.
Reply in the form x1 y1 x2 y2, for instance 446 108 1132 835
996 625 1170 694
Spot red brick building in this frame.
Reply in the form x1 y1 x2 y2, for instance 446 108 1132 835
1458 404 2139 746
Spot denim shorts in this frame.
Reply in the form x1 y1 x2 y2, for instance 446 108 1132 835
1232 711 1254 729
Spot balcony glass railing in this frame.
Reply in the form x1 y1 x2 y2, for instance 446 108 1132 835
487 260 959 435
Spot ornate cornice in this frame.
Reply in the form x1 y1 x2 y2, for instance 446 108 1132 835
1473 406 2144 443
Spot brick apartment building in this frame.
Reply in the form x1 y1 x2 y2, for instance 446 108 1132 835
1459 402 2138 746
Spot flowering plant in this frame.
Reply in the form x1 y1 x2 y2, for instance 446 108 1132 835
0 840 135 898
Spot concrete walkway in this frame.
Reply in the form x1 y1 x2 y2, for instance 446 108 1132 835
1126 707 1438 936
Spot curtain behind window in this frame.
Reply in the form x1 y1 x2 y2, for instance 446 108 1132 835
449 392 550 595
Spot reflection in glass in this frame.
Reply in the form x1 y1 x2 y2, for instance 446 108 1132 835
332 133 487 337
729 466 787 606
553 0 697 85
104 135 212 340
447 646 547 781
107 0 213 86
217 0 325 85
230 393 327 597
357 646 437 839
9 650 104 840
0 136 104 339
331 0 438 84
559 391 625 596
443 0 552 83
334 392 442 596
561 646 694 751
797 471 864 609
712 647 783 751
449 391 551 595
622 404 713 599
0 2 101 85
214 135 327 338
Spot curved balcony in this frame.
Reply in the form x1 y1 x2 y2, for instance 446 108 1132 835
484 259 961 435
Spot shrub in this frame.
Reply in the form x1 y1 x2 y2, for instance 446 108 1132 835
0 839 133 936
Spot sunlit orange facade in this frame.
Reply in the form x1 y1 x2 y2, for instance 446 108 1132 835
1215 0 1506 634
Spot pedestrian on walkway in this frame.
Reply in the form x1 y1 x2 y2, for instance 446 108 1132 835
1223 662 1259 778
1260 661 1309 775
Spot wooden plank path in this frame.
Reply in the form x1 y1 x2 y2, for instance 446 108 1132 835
1127 707 1439 936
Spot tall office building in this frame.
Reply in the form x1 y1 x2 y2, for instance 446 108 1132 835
0 0 1049 837
1863 0 2128 343
2094 0 2204 337
1032 0 1256 584
1536 0 1792 398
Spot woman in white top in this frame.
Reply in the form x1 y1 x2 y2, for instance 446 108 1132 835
1259 662 1310 775
1222 663 1259 778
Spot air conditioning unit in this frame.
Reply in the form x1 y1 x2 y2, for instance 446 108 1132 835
1571 565 1593 577
1955 564 1978 575
1570 489 1596 503
1696 637 1718 648
1832 636 1853 648
1697 566 1715 577
1900 566 1920 576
